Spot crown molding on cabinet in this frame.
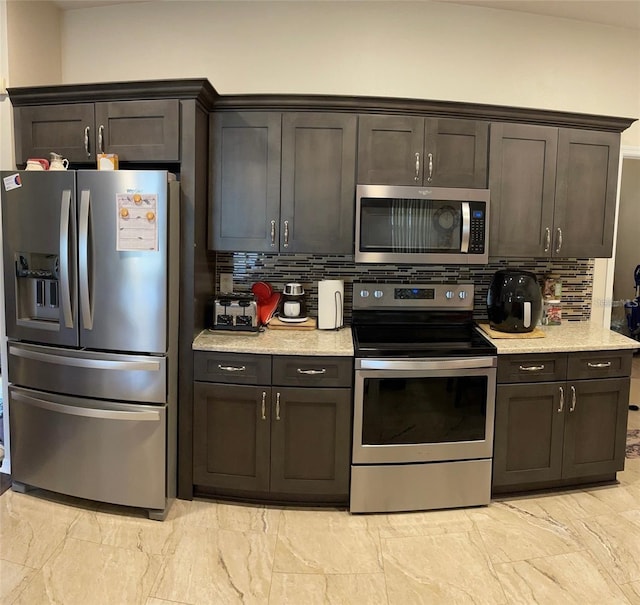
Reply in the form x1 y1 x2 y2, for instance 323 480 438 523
7 79 636 133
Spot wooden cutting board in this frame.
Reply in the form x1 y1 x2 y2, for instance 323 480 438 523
268 316 317 330
478 323 545 339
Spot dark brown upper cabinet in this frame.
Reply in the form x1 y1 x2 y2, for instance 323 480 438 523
489 123 620 258
13 99 180 164
210 111 356 254
357 115 489 188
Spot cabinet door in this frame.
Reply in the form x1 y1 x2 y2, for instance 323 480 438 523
424 118 488 188
270 387 351 496
489 123 557 257
280 113 357 253
14 103 95 164
193 382 271 492
357 115 424 185
95 100 179 162
562 378 630 478
210 112 282 251
553 129 619 258
493 382 565 487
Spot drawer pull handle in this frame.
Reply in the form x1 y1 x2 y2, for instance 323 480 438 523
261 391 266 420
276 392 281 421
587 361 611 369
218 364 246 372
519 365 545 372
570 385 577 412
296 368 327 375
558 386 564 413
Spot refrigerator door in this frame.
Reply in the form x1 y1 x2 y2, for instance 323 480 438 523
8 341 166 403
77 170 170 354
1 171 78 347
9 385 166 511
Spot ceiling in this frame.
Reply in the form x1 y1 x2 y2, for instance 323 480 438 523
49 0 640 31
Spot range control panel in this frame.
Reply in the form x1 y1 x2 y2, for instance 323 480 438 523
353 283 475 311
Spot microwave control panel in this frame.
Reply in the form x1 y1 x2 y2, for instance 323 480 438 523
469 203 486 254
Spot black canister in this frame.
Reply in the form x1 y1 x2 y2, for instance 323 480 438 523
487 269 542 333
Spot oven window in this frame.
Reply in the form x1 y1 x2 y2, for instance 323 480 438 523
361 376 488 445
359 198 462 253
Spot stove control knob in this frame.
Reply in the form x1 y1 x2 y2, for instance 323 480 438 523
458 291 467 300
445 290 454 300
359 289 370 298
373 290 383 298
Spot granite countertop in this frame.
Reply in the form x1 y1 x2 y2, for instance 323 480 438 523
479 322 640 354
193 326 354 356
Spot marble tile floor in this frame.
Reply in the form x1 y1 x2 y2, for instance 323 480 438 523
1 356 639 605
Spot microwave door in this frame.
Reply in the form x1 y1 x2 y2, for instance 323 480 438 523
1 171 79 347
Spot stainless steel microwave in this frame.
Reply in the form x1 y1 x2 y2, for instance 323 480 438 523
355 184 490 264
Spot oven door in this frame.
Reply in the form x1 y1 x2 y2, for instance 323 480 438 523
353 357 496 464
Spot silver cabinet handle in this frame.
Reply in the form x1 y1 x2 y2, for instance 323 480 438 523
544 227 551 253
275 392 281 420
261 391 266 420
519 364 545 372
79 190 93 330
270 220 276 247
297 368 327 375
283 220 289 248
587 361 612 369
84 126 91 158
427 152 433 182
98 124 105 154
558 386 564 413
555 227 563 254
414 152 420 181
217 364 246 372
570 385 577 412
59 189 74 328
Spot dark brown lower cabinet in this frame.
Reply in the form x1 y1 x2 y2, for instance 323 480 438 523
493 351 632 492
193 352 353 502
193 382 271 492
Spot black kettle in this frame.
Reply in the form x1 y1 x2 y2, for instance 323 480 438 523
487 269 542 333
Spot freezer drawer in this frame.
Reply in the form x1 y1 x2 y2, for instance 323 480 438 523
8 342 166 403
9 386 166 510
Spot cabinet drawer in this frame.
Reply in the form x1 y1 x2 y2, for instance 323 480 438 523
567 350 632 380
194 352 271 385
272 356 353 388
498 354 567 383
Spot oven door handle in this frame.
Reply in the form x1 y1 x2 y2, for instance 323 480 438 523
357 357 496 371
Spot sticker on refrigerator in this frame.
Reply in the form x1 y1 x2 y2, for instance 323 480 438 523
116 192 159 251
3 173 22 191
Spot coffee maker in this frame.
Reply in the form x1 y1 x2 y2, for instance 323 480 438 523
279 283 307 322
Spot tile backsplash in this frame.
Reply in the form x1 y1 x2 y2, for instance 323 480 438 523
216 253 594 323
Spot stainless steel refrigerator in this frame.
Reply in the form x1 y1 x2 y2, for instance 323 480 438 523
0 170 179 520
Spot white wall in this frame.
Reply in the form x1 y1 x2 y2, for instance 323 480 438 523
58 1 640 144
6 0 62 88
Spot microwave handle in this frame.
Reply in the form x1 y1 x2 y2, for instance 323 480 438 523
460 202 470 253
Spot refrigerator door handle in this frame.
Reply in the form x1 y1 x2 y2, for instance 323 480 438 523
12 390 161 422
59 189 74 328
9 344 162 372
79 189 93 330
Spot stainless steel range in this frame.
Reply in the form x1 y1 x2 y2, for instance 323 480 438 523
350 282 497 513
